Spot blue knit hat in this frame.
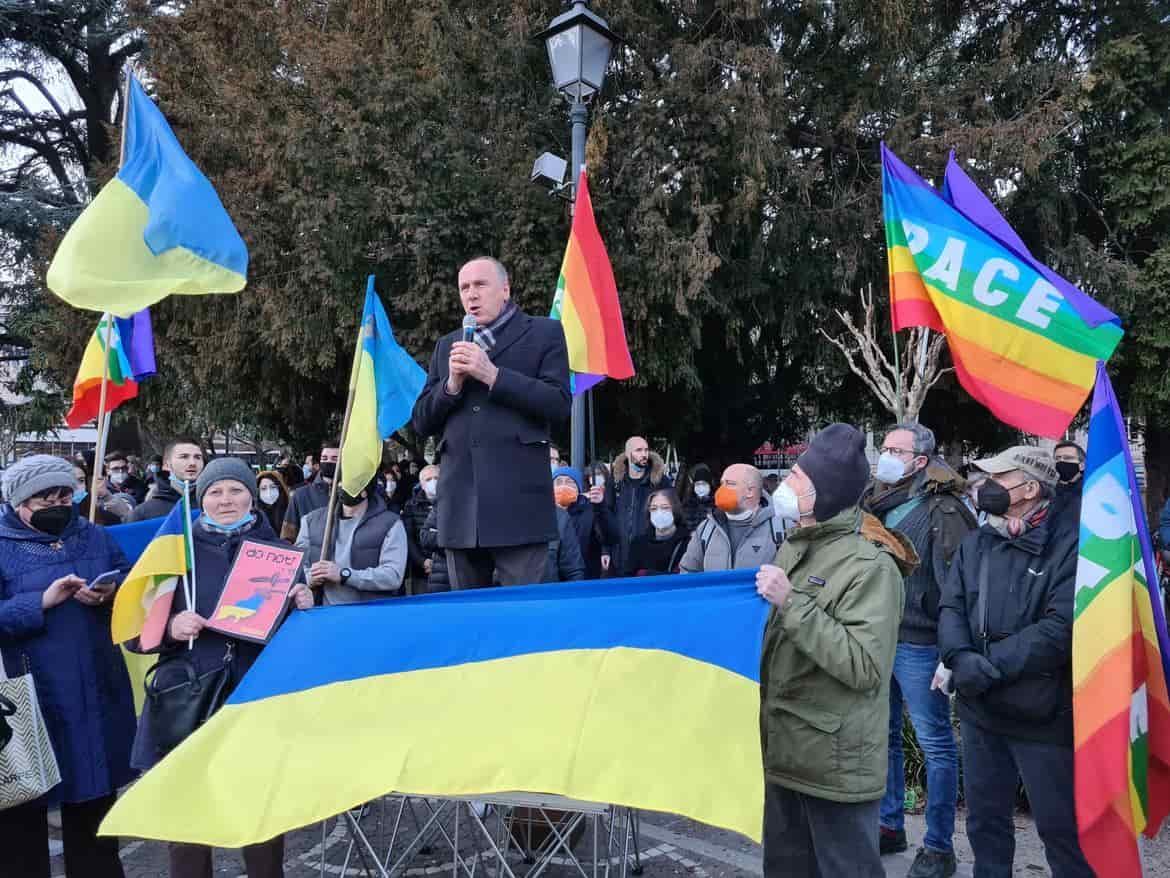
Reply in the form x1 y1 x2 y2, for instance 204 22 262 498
552 466 584 493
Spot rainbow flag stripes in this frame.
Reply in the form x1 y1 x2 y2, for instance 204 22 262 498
881 144 1123 438
1073 363 1170 876
550 170 634 393
64 310 155 428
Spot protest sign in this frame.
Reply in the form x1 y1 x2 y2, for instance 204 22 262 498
204 541 304 643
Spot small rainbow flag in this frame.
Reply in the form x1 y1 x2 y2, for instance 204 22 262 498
111 500 194 649
64 309 156 429
1073 363 1170 874
550 169 634 394
881 143 1123 438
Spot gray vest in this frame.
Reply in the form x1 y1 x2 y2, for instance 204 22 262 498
303 499 400 571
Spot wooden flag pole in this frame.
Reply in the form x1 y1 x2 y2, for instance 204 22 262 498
88 314 115 523
88 74 132 523
319 316 367 564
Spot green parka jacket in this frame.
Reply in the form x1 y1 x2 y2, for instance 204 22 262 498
760 506 917 802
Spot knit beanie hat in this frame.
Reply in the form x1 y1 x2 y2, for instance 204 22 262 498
552 466 584 493
2 455 77 507
795 423 871 522
196 457 258 507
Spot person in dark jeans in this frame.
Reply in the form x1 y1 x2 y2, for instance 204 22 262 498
939 446 1093 878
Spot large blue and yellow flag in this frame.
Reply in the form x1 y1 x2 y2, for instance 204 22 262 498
47 75 247 317
101 571 769 846
339 276 426 495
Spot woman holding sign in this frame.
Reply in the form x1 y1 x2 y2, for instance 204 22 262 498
130 458 312 878
0 454 136 878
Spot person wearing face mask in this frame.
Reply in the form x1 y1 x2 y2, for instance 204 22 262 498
681 463 716 533
130 458 314 876
552 466 616 580
543 496 587 583
624 489 689 576
679 464 781 574
296 474 408 605
71 461 124 526
282 441 340 541
132 437 206 522
255 470 290 536
611 436 673 580
402 465 440 591
755 424 916 878
1048 440 1086 536
145 454 164 484
0 455 137 878
104 449 147 505
860 424 974 875
937 447 1092 878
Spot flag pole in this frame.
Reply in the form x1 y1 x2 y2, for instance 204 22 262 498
319 313 367 564
88 314 115 522
88 73 132 523
885 281 906 422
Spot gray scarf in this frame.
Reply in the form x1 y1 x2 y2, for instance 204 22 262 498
473 301 518 353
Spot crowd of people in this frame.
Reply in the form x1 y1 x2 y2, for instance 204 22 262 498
0 255 1113 878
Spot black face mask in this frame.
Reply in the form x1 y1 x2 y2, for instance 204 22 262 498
319 462 337 480
338 490 365 508
976 480 1022 516
30 504 74 536
1055 461 1082 484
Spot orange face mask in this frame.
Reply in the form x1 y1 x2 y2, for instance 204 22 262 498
714 485 740 513
554 485 579 508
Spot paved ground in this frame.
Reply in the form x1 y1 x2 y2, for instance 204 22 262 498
49 797 1170 877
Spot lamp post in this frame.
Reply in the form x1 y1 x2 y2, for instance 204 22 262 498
537 0 619 470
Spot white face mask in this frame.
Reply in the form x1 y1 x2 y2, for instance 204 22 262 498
385 480 397 496
110 471 127 486
875 452 910 485
650 509 674 530
773 482 815 525
422 479 437 499
259 486 280 506
693 482 711 499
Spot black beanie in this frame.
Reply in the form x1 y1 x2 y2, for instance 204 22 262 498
795 423 870 522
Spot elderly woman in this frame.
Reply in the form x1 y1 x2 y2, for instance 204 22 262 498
130 457 312 878
0 455 136 878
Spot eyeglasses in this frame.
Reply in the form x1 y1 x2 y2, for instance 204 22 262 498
879 447 916 458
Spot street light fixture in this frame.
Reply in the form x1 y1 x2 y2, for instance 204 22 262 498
535 0 620 470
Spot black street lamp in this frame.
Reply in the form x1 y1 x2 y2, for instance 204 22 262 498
535 0 619 469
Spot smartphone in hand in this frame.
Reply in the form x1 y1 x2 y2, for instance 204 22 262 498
87 569 121 590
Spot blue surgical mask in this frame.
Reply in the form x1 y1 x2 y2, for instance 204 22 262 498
303 464 314 479
73 489 88 504
200 512 255 534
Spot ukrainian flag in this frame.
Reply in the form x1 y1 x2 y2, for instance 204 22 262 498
100 571 769 847
339 276 426 495
110 501 192 648
47 76 247 317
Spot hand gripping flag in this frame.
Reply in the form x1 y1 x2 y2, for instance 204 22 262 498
47 76 248 317
110 500 195 649
1073 363 1170 875
64 310 156 428
101 572 768 847
881 143 1123 437
550 169 635 395
339 277 426 496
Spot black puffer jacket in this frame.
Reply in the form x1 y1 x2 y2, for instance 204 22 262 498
131 478 193 523
419 502 450 592
401 488 434 580
938 510 1077 745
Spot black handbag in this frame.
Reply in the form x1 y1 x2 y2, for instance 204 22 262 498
143 643 234 756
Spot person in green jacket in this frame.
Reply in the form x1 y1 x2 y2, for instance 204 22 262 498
756 423 916 877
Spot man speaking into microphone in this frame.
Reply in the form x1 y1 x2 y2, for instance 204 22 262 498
412 256 570 589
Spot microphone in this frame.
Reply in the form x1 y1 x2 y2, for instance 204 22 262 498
462 314 477 343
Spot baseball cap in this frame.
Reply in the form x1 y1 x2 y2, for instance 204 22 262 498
972 446 1058 486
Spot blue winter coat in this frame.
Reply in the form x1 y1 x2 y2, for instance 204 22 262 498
0 506 136 805
130 515 294 770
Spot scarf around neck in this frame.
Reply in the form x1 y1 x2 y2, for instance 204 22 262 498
473 300 518 353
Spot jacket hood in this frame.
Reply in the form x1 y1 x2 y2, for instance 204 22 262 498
918 458 967 496
612 451 666 486
860 512 920 576
712 498 773 529
256 470 290 506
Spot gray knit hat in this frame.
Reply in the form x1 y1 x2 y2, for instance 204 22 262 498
2 455 77 507
195 457 257 507
796 423 871 522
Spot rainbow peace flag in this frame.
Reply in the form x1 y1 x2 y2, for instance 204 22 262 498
100 571 767 847
64 310 156 428
550 170 635 395
110 500 195 649
47 75 247 318
881 144 1123 437
1073 363 1170 875
339 276 426 496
